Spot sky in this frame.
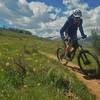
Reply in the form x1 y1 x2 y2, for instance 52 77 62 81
27 0 100 8
0 0 100 37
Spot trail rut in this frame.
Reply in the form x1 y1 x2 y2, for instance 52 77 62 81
39 51 100 100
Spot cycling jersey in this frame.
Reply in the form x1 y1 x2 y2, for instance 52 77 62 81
60 15 85 40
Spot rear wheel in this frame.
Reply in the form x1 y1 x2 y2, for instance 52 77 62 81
57 48 66 62
78 50 100 77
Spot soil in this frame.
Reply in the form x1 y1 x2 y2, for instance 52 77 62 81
39 51 100 100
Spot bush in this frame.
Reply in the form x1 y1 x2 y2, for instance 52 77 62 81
91 29 100 55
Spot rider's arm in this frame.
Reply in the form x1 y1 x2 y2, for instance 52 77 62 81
79 19 86 37
60 19 70 40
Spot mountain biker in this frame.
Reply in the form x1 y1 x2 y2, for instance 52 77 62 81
60 9 87 61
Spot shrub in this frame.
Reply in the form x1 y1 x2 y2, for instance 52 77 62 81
91 29 100 55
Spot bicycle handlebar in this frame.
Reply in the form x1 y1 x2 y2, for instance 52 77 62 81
76 37 83 40
64 36 86 42
76 36 87 41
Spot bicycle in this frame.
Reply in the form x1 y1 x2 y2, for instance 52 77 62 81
57 37 100 77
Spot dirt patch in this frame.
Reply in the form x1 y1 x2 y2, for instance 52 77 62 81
40 51 100 100
67 62 100 100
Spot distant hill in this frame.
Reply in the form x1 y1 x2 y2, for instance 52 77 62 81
85 35 100 43
0 27 32 35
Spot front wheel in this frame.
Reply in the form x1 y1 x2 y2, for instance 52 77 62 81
78 50 100 77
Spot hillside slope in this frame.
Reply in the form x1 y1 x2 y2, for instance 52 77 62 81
0 29 95 100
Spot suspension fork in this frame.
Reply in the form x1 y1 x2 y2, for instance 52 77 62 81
79 46 90 64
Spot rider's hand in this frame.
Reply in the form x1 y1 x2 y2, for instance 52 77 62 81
82 34 87 39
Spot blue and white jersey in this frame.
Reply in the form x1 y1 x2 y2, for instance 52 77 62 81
60 15 85 40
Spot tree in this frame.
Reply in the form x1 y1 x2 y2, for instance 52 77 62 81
91 28 100 55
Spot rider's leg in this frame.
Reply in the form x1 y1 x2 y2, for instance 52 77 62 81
64 41 73 60
65 40 78 61
71 40 79 53
66 43 73 53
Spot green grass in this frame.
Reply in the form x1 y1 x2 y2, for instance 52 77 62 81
0 29 95 100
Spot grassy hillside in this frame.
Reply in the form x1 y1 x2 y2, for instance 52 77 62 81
0 29 95 100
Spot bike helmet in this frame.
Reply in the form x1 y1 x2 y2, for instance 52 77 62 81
73 9 82 18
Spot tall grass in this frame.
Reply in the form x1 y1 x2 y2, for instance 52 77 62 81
0 29 95 100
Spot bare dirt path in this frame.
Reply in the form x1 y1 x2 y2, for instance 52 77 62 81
39 51 100 100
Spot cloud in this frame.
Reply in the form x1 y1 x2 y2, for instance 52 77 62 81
63 0 89 10
0 0 33 27
82 6 100 35
62 0 100 36
0 0 60 29
19 0 27 5
0 0 100 38
28 16 67 37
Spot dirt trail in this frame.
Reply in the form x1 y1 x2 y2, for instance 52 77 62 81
39 51 100 100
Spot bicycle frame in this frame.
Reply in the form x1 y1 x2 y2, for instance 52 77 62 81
65 37 86 61
57 37 100 77
77 41 91 65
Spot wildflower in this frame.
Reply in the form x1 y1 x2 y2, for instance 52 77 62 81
1 69 4 72
6 62 10 67
8 57 11 60
15 49 18 52
16 53 19 56
40 64 42 67
57 89 60 92
26 71 29 75
6 48 8 51
24 84 28 88
33 68 36 72
37 83 41 86
35 59 38 63
26 57 32 61
47 60 50 63
1 90 4 93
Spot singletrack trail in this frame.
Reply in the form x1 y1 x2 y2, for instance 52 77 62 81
39 51 100 100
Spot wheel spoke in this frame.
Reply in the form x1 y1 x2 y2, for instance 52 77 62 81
78 51 100 76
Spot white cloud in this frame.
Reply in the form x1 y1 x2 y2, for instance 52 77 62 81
62 0 100 36
18 0 28 5
29 2 48 16
28 16 67 37
5 19 13 25
28 0 100 37
82 6 100 35
0 3 3 7
0 0 100 38
0 0 33 27
63 0 89 10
